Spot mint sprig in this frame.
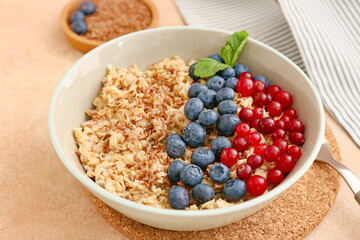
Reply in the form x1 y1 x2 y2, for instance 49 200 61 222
219 45 232 67
222 31 249 66
194 31 249 79
194 58 230 78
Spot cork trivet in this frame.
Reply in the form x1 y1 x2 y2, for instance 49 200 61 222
90 123 341 240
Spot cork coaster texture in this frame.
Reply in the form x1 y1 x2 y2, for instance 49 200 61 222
90 123 341 240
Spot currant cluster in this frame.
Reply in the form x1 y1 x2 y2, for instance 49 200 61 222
226 72 305 196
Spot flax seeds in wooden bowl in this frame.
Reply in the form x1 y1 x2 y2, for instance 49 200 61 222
60 0 158 53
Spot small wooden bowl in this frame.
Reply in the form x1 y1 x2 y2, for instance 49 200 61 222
60 0 159 53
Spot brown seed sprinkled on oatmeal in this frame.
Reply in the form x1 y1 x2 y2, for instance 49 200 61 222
74 57 196 209
103 144 110 153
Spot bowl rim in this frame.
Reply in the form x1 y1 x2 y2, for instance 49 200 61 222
60 0 159 47
49 26 325 217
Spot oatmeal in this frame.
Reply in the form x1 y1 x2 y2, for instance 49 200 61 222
74 56 193 208
74 56 303 210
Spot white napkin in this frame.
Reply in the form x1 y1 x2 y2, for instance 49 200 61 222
173 0 305 70
279 0 360 146
174 0 360 146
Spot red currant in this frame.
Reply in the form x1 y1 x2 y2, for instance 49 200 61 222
276 153 295 172
238 72 252 79
247 154 264 169
284 108 297 119
266 85 282 99
267 169 284 185
273 139 288 154
253 107 264 119
275 90 293 109
266 101 283 117
236 78 254 97
254 143 267 156
246 175 267 196
288 145 301 160
221 148 239 167
258 117 275 135
280 115 290 125
253 80 267 94
272 128 286 140
263 145 281 162
274 119 286 130
239 108 254 122
236 164 252 180
233 137 248 152
247 132 261 146
236 123 250 137
253 92 268 107
289 132 305 145
250 118 260 131
287 119 305 133
267 93 273 102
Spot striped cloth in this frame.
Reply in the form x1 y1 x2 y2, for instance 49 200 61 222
173 0 360 147
173 0 306 71
279 0 360 145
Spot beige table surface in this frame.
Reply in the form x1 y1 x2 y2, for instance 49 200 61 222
0 0 359 239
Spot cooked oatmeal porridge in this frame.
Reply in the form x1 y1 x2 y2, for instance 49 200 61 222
74 56 302 210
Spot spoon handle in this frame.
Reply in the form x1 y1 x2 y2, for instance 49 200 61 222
356 191 360 205
322 154 360 204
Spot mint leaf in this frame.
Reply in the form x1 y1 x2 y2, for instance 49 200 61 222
226 31 249 66
192 31 249 79
194 58 231 78
220 45 233 66
219 31 249 67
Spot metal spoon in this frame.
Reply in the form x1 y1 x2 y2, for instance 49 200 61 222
316 138 360 204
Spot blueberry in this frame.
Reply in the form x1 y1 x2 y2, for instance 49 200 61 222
197 89 217 109
71 20 87 35
253 75 270 88
188 83 208 98
165 137 186 158
192 184 215 204
223 179 247 202
168 185 190 209
211 137 232 157
217 100 238 115
224 77 239 91
234 64 250 78
191 147 215 169
208 54 224 63
220 68 236 79
216 87 235 102
198 109 218 126
180 164 204 187
79 1 96 15
189 63 200 81
209 163 230 183
165 133 182 147
184 98 204 121
167 160 185 183
217 114 241 136
207 76 225 92
182 122 206 148
70 10 85 22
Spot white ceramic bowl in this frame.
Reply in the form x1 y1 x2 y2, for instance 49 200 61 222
49 26 325 231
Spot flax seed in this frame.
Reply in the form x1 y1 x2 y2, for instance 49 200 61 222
83 0 152 42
